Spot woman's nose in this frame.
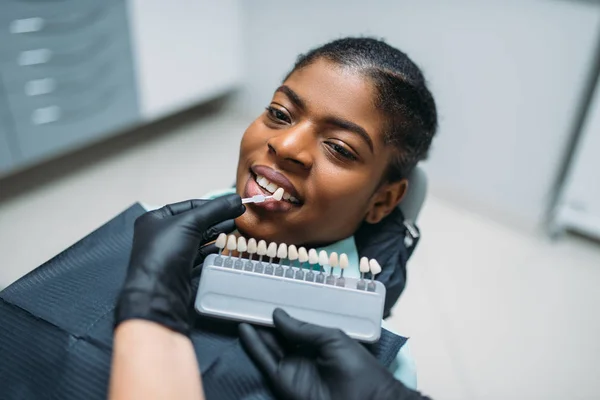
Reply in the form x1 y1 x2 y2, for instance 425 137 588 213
267 125 314 170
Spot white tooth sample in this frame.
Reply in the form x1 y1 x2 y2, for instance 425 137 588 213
329 252 339 267
359 257 370 273
272 187 284 201
283 192 291 200
266 183 278 193
267 242 278 258
288 245 298 260
257 240 267 256
227 235 237 251
215 233 227 249
298 247 308 263
318 250 328 266
289 196 299 203
369 259 382 275
339 253 349 270
237 237 247 253
277 243 288 259
308 249 319 264
247 238 257 254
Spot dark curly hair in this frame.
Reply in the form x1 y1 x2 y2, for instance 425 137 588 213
286 37 438 182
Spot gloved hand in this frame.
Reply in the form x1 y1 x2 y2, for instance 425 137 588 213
239 309 432 400
115 194 245 335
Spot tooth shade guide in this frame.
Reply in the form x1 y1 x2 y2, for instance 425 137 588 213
226 235 237 250
197 253 387 342
308 249 319 265
277 243 288 259
339 253 349 277
247 238 257 260
369 259 382 280
298 247 309 263
272 187 284 201
215 233 227 250
266 242 277 258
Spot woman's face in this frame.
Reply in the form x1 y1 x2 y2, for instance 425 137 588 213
235 58 402 246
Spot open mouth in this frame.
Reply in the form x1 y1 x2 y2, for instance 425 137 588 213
253 173 302 205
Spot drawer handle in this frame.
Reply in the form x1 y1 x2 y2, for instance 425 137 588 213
25 78 56 96
18 49 52 66
32 106 61 125
10 17 45 34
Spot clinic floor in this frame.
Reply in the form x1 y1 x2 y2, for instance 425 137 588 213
1 104 599 400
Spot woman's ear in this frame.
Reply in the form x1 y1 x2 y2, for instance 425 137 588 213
364 179 408 224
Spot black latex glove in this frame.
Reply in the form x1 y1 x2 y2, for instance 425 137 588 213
115 194 245 335
239 309 432 400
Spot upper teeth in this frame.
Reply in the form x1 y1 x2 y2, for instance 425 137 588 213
256 175 299 204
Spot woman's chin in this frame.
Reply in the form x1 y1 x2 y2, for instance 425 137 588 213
234 213 284 243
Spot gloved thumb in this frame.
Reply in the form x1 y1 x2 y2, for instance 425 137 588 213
181 194 245 233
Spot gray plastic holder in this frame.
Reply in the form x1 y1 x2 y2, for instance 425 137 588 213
195 253 386 343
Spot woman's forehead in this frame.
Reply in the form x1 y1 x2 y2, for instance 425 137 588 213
280 59 385 142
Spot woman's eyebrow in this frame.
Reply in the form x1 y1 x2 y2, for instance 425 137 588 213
275 85 374 153
276 85 306 110
323 116 374 153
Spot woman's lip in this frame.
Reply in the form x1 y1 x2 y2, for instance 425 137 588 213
244 174 300 212
251 165 302 202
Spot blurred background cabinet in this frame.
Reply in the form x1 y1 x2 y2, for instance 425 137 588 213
553 77 600 240
0 0 241 177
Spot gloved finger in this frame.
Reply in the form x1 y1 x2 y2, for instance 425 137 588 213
255 327 287 360
193 243 217 269
164 199 209 216
239 323 280 381
272 308 340 348
200 219 236 245
181 194 245 233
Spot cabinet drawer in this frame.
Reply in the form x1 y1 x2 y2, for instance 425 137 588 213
0 1 131 79
3 40 133 110
13 83 139 165
0 84 17 173
0 126 15 174
0 0 140 166
0 0 118 42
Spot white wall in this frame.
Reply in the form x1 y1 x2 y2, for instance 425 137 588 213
127 0 242 121
238 0 600 229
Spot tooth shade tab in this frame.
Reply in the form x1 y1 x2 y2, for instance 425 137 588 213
339 253 349 269
247 238 257 254
277 243 288 259
298 247 309 263
369 259 382 275
272 187 284 201
329 252 339 267
359 257 370 273
266 182 278 192
215 233 227 249
257 240 267 256
237 237 247 253
308 249 319 264
318 250 328 266
267 242 277 258
227 235 237 251
288 245 298 260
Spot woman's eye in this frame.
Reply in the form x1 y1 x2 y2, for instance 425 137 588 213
327 142 357 161
265 106 291 124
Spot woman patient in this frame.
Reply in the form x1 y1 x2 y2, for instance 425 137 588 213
195 37 437 390
205 36 437 283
